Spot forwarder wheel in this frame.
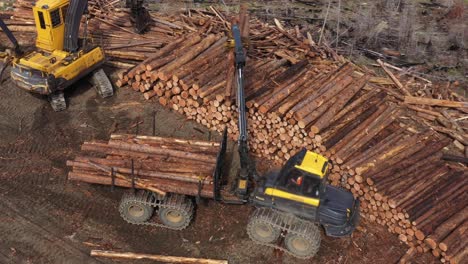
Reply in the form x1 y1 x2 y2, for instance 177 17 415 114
91 68 114 98
158 194 193 230
119 192 154 224
284 226 321 259
48 92 66 112
247 219 281 244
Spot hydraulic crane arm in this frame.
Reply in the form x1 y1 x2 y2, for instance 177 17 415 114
126 0 151 34
64 0 88 52
232 24 257 199
0 18 21 55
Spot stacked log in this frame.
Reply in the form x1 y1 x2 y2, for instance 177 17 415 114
67 134 221 198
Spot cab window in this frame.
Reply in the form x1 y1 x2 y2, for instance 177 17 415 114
50 9 61 27
61 5 68 21
38 11 46 29
301 176 320 198
283 168 304 195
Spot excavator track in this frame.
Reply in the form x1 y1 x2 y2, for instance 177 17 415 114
119 191 194 231
91 69 114 98
247 207 321 259
48 92 66 112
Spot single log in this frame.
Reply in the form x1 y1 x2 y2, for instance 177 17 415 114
442 154 468 165
106 141 216 163
73 156 214 172
90 250 228 264
377 59 411 96
404 96 468 109
111 134 220 148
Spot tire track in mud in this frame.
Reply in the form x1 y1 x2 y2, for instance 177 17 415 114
0 182 109 264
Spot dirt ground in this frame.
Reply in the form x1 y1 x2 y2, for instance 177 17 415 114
0 69 435 264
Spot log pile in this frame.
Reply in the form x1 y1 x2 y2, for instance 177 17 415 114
67 134 221 198
115 7 466 263
3 1 466 262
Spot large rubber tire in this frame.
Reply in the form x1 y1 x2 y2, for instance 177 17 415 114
247 219 281 244
284 225 321 259
119 192 154 224
247 209 281 244
91 68 113 98
158 194 193 230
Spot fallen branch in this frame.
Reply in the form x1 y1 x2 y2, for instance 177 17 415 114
377 59 411 96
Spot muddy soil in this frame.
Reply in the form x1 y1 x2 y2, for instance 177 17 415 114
0 70 435 264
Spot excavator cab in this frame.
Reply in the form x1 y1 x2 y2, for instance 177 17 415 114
33 1 68 52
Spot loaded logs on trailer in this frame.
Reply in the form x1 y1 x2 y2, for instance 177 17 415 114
67 134 223 198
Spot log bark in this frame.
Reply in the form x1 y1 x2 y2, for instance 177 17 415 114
158 34 220 80
90 250 228 264
425 206 468 249
404 96 468 109
439 220 467 252
310 75 369 133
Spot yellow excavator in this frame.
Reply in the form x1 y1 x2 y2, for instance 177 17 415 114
0 0 113 111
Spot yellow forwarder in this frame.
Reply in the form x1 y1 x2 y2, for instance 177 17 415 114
7 0 113 111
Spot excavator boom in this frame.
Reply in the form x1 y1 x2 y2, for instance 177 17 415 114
0 18 20 55
232 24 257 199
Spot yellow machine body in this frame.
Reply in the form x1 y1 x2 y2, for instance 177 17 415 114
33 0 68 52
11 47 105 95
264 187 321 206
295 151 329 179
